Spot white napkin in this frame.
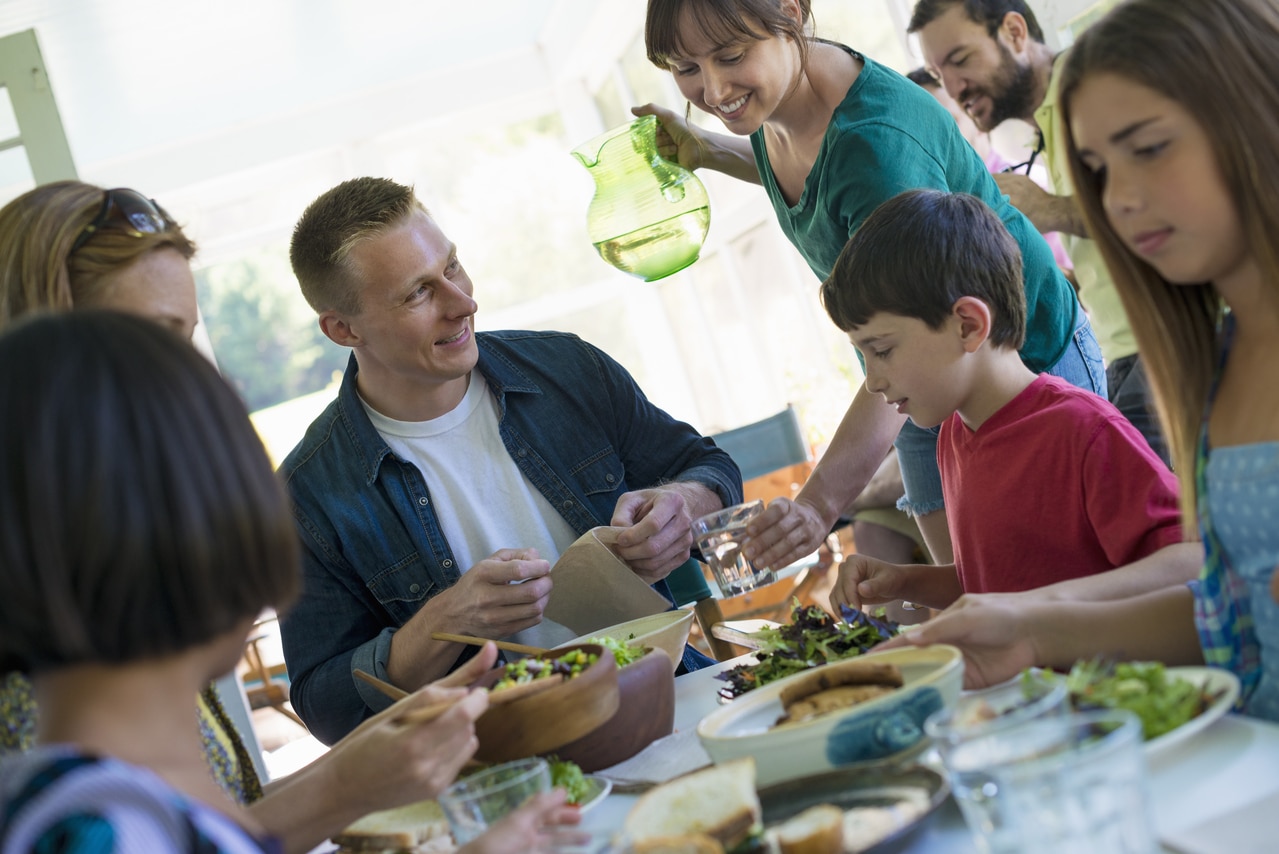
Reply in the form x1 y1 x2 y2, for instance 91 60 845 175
594 727 711 790
1161 790 1279 854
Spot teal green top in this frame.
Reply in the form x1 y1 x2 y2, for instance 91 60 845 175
750 50 1077 373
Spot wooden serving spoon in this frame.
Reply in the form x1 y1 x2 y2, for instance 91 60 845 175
429 631 548 656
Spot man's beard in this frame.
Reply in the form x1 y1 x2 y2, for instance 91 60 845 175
967 45 1039 131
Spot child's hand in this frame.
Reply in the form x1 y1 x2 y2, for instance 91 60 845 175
457 790 588 854
879 594 1038 689
830 554 907 613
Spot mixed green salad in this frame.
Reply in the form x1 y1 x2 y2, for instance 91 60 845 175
493 647 598 690
1062 659 1220 740
716 601 899 700
584 634 646 667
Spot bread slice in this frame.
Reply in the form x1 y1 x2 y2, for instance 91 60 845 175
779 660 903 708
773 804 845 854
330 798 449 851
623 758 761 849
629 834 725 854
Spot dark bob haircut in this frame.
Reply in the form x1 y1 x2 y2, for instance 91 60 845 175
0 311 299 673
821 189 1026 350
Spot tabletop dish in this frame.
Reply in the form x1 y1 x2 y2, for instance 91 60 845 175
751 763 950 854
472 643 619 765
577 774 613 813
698 645 963 787
1144 666 1239 757
541 646 675 772
558 609 693 674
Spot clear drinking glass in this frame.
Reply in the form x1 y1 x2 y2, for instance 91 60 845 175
437 757 551 844
691 499 776 597
941 708 1155 854
925 669 1069 760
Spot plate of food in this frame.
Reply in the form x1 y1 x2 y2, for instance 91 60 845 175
619 756 948 854
754 763 950 854
715 602 900 702
576 774 613 813
1061 660 1240 756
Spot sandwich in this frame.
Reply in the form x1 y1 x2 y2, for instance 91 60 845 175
331 798 453 853
622 757 761 850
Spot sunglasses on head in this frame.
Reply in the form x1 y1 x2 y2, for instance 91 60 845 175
70 188 176 255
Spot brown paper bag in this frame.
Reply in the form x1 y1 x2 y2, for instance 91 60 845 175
542 526 671 635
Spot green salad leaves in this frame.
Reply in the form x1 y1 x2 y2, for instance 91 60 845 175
1063 660 1217 740
547 756 590 805
715 601 899 700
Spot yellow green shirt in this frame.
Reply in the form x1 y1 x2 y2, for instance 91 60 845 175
1036 56 1137 363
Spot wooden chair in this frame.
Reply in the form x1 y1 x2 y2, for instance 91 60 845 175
669 406 843 659
238 613 306 730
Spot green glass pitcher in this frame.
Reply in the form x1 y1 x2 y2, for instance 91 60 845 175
572 114 711 282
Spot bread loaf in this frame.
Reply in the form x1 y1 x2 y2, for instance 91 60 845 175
330 798 450 851
773 804 845 854
623 758 761 849
629 834 725 854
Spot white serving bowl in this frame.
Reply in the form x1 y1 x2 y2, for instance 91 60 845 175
696 645 964 787
558 609 694 674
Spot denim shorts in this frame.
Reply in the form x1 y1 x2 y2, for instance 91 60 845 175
894 303 1108 517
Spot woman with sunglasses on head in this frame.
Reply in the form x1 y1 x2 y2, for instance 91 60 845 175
883 0 1279 722
0 181 581 854
632 0 1104 578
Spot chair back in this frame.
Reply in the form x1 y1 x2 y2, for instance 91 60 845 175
669 406 815 660
709 405 810 482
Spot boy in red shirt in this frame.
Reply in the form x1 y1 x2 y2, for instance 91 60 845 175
823 190 1196 612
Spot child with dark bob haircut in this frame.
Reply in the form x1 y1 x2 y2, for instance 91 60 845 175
0 311 297 850
823 190 1194 614
0 312 579 853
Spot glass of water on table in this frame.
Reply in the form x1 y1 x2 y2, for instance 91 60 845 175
692 499 776 596
941 708 1156 854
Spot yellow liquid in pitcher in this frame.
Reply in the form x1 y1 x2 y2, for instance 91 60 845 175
594 208 710 282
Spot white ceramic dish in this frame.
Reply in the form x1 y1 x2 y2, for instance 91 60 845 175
559 610 693 674
577 774 613 813
1144 666 1240 757
696 645 964 787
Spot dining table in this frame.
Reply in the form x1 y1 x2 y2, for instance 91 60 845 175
579 653 1279 853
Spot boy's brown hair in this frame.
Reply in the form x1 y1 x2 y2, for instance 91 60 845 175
821 189 1026 349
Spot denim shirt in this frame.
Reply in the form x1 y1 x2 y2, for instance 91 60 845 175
279 330 742 744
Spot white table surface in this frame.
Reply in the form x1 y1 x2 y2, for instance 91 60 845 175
579 656 1279 853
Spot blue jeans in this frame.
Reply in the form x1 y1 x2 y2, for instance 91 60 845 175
894 303 1107 516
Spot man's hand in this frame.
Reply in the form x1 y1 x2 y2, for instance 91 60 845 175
829 554 908 614
434 548 553 639
993 173 1087 237
878 594 1038 689
612 483 716 583
741 497 833 572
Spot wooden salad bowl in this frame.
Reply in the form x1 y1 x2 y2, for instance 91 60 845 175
551 645 675 771
472 643 620 763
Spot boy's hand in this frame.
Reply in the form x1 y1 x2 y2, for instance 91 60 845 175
829 554 907 613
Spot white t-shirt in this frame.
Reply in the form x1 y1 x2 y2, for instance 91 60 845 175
361 372 580 572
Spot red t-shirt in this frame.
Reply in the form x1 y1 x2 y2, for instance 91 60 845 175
939 374 1183 594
